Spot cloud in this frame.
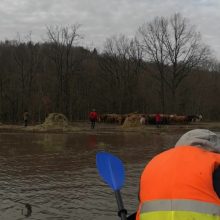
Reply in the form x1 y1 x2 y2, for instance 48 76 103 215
0 0 220 59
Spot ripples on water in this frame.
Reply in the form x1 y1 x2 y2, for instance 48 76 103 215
0 131 180 219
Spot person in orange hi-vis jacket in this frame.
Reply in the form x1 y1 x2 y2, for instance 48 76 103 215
130 129 220 220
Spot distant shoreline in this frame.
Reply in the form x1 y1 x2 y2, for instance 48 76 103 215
0 122 220 134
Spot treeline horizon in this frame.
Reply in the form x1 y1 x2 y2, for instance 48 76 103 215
0 13 220 123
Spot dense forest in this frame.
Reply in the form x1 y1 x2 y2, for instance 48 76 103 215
0 13 220 123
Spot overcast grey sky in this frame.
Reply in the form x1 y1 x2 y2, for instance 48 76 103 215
0 0 220 59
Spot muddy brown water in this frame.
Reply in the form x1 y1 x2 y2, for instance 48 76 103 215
0 131 182 220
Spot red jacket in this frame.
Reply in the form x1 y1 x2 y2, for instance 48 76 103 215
155 114 161 122
89 111 97 120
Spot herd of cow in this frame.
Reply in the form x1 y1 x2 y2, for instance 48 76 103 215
98 113 202 125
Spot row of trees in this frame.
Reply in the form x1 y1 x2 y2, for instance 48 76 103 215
0 13 220 123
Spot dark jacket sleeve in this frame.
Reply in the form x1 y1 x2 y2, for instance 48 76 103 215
213 166 220 198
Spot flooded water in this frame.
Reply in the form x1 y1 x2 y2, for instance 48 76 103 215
0 131 181 220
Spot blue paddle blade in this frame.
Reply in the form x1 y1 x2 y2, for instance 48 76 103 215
96 152 125 191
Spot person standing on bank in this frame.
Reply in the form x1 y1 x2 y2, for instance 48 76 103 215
155 113 161 128
23 111 29 127
89 109 98 129
134 129 220 220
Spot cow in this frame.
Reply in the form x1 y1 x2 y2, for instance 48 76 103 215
169 115 188 124
187 114 203 123
99 113 124 124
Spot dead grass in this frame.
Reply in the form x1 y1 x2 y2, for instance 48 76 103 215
122 114 142 128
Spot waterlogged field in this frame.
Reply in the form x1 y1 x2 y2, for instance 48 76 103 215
0 131 202 219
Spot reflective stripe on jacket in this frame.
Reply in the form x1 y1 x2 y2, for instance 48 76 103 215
136 146 220 220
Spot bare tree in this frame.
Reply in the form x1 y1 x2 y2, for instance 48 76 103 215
12 33 42 121
99 35 143 113
0 42 12 121
138 17 168 113
138 13 210 113
46 24 81 116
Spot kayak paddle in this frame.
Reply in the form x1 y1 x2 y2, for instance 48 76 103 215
96 152 127 220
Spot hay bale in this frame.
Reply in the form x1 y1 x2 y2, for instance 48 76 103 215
42 113 69 128
122 114 142 127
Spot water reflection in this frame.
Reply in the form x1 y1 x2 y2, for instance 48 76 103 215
0 132 180 219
